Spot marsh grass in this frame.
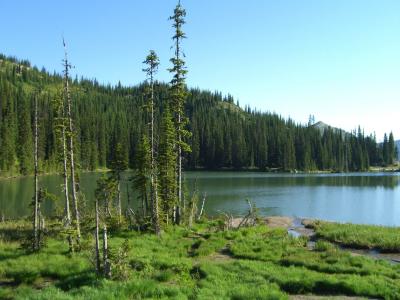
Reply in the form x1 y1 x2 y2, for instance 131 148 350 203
310 221 400 252
0 220 400 299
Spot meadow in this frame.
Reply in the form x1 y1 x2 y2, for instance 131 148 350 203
1 218 400 299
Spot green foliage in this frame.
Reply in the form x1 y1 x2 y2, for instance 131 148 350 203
194 262 287 300
95 174 118 220
0 55 391 176
1 220 400 299
110 143 128 177
132 134 151 218
158 107 177 224
110 239 131 281
16 92 34 175
142 50 160 81
311 221 400 252
168 1 191 156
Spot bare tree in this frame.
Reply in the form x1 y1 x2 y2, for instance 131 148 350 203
95 199 101 274
197 192 206 221
53 89 73 251
103 224 111 278
62 38 81 244
33 92 39 251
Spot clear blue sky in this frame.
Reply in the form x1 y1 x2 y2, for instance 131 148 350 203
1 0 399 140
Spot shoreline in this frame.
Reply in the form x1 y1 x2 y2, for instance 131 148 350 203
259 216 400 264
1 166 399 180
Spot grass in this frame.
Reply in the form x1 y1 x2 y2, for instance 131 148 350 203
1 219 400 299
309 220 400 252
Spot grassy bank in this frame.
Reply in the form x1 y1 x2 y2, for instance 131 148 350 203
1 219 400 299
308 220 400 252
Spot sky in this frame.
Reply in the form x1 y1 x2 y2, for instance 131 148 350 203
1 0 399 140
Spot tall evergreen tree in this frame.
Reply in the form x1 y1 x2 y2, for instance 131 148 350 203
32 92 40 251
0 81 17 173
169 1 191 223
388 132 395 165
143 50 161 235
17 92 33 175
382 133 389 166
158 106 177 225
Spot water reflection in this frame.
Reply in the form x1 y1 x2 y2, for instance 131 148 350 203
0 171 399 226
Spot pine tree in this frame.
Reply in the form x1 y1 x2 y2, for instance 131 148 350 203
388 132 395 165
382 133 389 166
158 106 177 225
33 92 40 251
0 82 17 173
17 92 33 175
143 50 161 235
168 1 191 224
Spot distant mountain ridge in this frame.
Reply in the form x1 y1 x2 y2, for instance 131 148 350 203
311 121 347 136
313 122 399 162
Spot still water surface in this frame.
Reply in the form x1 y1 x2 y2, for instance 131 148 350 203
0 171 399 226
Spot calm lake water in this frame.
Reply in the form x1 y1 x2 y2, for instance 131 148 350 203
0 171 399 226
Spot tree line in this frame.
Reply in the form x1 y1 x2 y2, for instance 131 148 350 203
0 59 396 177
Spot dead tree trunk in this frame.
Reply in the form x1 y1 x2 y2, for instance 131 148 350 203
141 193 146 219
62 124 70 222
198 192 206 221
104 191 112 218
103 224 111 278
63 39 81 244
126 184 131 208
61 98 73 251
117 179 122 224
95 199 101 274
33 92 39 251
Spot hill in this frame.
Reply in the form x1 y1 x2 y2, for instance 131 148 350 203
0 54 391 175
311 121 347 137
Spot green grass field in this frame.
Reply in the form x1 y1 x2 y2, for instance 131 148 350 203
1 219 400 299
309 220 400 252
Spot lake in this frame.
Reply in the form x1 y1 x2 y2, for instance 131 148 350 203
0 171 399 226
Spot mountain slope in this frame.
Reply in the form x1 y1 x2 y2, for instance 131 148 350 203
0 54 384 175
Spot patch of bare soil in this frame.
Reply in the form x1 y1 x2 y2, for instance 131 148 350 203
301 218 318 228
207 247 234 262
264 216 294 228
230 218 243 228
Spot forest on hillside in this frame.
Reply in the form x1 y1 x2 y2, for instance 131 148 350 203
0 54 397 177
